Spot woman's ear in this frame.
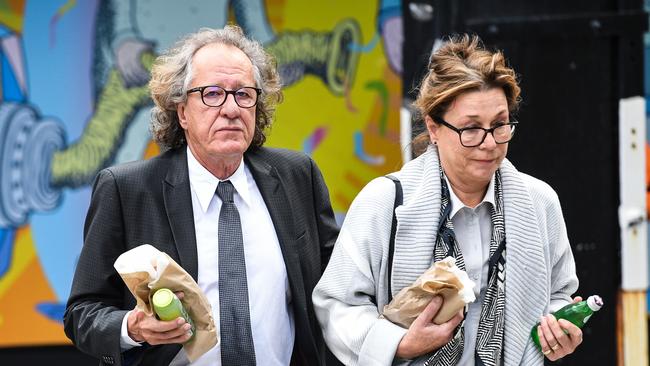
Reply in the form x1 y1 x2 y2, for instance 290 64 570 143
425 115 438 145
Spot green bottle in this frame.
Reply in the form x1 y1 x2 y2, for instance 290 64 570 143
531 295 603 350
152 288 195 340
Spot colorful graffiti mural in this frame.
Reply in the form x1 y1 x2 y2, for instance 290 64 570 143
646 0 650 314
0 0 402 346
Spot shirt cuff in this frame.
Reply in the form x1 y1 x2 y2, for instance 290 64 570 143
120 310 144 351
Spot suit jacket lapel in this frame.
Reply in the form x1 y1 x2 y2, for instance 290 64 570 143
246 150 320 363
163 147 199 280
244 150 306 306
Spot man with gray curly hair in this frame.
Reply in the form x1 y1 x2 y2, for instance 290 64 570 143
65 25 339 366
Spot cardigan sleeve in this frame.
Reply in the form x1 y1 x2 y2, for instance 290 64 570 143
525 175 579 312
545 190 579 312
312 178 407 366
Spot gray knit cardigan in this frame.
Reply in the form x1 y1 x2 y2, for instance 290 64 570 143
313 147 579 366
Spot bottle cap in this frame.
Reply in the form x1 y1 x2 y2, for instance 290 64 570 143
153 288 174 308
587 295 603 311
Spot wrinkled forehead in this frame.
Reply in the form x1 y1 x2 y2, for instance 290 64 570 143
191 43 255 84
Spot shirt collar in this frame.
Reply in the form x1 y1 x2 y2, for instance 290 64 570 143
445 173 496 218
187 146 252 213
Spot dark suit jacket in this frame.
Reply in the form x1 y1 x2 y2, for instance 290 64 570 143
64 146 339 366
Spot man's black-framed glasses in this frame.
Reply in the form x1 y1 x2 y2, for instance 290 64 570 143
434 116 518 147
187 85 262 108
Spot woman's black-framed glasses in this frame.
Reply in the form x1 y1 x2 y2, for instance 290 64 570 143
187 85 262 108
434 116 518 147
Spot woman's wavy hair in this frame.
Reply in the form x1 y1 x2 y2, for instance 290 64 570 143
411 34 521 156
149 25 283 150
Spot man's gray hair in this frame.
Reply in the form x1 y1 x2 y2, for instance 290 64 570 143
149 25 282 149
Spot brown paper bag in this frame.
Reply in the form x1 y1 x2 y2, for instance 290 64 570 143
114 244 217 362
382 256 476 328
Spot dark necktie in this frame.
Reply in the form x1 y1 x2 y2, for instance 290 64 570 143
216 180 256 365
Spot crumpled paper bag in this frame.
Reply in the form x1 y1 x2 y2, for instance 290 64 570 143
383 256 476 327
113 244 217 362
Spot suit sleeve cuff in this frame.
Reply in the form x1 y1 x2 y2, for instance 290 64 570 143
120 310 144 351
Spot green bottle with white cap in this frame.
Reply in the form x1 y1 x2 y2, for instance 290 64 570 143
152 288 195 340
531 295 603 350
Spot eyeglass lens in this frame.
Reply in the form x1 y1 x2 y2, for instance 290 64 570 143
461 124 515 146
202 86 258 108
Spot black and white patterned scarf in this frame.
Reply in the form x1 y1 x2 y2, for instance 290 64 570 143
422 169 507 366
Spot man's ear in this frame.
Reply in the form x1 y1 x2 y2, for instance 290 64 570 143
424 115 439 144
177 103 188 129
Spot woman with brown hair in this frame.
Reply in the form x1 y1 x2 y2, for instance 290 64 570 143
313 35 583 365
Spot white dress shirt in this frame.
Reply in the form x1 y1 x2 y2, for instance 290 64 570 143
445 175 495 366
121 147 294 365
